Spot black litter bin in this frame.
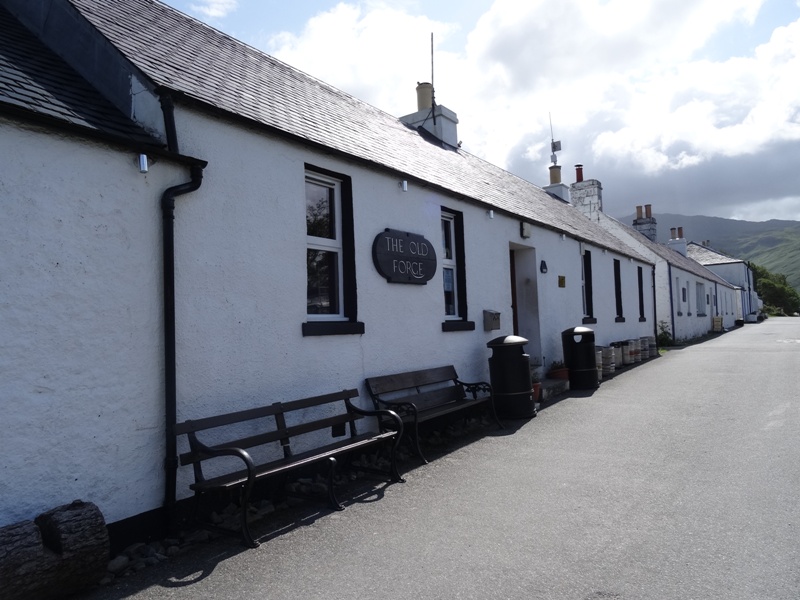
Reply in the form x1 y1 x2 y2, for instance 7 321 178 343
487 335 536 418
561 326 598 389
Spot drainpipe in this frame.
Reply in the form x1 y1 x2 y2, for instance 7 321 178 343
667 263 675 346
162 164 204 534
651 266 657 342
160 93 179 153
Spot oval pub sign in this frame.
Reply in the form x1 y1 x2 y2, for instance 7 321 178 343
372 228 437 284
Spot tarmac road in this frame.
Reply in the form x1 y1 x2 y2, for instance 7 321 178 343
81 317 800 600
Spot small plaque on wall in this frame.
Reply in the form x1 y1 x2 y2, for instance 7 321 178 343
372 229 437 284
558 275 566 288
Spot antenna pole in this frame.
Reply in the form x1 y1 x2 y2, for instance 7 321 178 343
549 112 561 165
431 32 436 122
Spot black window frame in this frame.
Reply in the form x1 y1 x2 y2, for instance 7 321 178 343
582 249 596 325
614 258 625 322
441 207 474 332
302 164 364 337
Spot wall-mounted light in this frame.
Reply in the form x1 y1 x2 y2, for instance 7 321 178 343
540 260 548 274
520 222 532 239
138 154 149 173
399 180 408 192
487 209 494 219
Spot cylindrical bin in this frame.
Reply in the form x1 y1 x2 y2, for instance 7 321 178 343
561 327 598 389
487 335 535 418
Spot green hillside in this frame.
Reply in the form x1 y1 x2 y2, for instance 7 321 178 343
618 213 800 292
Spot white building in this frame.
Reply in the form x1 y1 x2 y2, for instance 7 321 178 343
687 242 761 323
549 168 738 342
1 0 655 546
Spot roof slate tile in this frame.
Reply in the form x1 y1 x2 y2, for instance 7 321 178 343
0 4 160 146
68 0 647 259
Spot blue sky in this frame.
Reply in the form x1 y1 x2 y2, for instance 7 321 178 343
160 0 800 223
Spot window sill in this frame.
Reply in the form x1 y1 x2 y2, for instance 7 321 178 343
442 320 475 332
302 321 365 336
615 316 626 323
582 317 597 325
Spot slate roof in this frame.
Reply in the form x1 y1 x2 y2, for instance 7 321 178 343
67 0 649 261
0 5 160 147
603 217 735 287
686 242 743 266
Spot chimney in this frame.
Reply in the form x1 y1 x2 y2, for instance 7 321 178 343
667 225 687 256
544 164 570 202
569 165 603 221
632 204 657 242
416 82 433 110
400 82 459 149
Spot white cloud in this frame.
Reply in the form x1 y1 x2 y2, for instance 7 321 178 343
261 0 800 219
189 0 238 19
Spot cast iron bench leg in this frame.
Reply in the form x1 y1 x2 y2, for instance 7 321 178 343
239 479 259 548
327 456 345 511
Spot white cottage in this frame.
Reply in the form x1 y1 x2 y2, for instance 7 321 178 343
1 0 655 546
687 241 761 324
564 190 739 342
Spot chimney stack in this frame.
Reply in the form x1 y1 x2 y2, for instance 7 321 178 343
569 166 603 221
667 226 688 256
632 204 657 242
400 83 459 149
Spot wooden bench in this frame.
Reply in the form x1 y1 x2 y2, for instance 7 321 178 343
175 388 404 547
365 365 502 464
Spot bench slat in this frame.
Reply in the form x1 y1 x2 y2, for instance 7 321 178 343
365 366 457 395
179 411 366 465
279 388 359 412
190 430 397 492
175 403 282 435
379 386 462 412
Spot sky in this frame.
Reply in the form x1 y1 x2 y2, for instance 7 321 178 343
160 0 800 222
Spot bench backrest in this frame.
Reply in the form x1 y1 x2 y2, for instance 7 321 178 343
175 388 364 469
365 365 464 410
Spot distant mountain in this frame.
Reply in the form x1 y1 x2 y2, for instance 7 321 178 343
616 212 800 292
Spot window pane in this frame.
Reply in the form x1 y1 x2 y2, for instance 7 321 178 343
442 218 453 260
443 267 456 316
307 249 339 314
306 181 335 239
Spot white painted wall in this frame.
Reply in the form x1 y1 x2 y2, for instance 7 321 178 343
592 214 738 342
0 119 184 526
1 106 656 529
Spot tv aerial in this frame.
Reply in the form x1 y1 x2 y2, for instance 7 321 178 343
549 113 561 165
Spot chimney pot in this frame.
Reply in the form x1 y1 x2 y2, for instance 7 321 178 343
678 226 684 239
645 204 652 218
670 227 677 239
575 164 584 183
635 206 643 220
415 82 433 111
549 164 562 185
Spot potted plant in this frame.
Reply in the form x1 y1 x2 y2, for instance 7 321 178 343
547 360 569 380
